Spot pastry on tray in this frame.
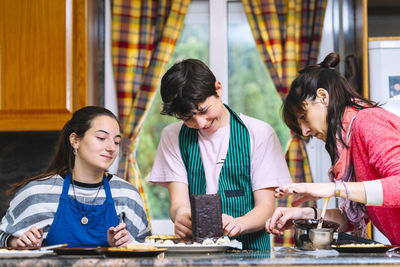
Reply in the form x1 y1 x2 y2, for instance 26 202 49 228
145 235 231 246
108 243 160 251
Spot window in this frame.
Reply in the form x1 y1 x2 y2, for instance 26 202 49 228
137 0 289 220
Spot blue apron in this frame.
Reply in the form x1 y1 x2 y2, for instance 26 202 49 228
45 173 119 247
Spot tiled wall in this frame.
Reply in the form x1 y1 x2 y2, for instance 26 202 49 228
0 132 59 217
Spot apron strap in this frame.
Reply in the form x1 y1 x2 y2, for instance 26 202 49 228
61 173 72 200
103 175 114 204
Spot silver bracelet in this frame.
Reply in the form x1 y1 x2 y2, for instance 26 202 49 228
343 182 350 199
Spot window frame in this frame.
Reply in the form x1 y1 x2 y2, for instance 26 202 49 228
209 0 229 103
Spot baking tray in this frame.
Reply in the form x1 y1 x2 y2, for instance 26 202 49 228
53 247 167 257
331 244 396 253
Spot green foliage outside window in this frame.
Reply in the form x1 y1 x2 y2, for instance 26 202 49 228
227 24 290 148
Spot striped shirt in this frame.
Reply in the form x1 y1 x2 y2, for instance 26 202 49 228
0 174 151 246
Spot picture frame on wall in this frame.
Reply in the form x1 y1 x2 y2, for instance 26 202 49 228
389 75 400 98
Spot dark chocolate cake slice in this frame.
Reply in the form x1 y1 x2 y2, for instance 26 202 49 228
190 194 223 242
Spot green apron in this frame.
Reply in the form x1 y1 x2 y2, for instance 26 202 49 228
179 105 270 250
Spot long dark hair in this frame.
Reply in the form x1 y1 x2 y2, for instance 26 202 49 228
283 52 378 164
7 106 120 196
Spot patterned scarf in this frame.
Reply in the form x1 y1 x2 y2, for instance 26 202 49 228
328 106 368 237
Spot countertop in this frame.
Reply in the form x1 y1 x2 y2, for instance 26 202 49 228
1 246 400 267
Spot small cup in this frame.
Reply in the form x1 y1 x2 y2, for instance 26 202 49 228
309 228 334 249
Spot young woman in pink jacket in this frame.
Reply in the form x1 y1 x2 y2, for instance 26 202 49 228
265 52 400 245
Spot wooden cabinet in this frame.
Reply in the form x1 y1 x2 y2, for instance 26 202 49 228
0 0 90 131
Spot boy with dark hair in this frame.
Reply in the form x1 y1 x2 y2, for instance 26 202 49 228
150 59 291 250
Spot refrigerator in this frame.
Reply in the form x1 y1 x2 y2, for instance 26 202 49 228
368 39 400 244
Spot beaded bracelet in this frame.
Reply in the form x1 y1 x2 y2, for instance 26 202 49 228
334 181 343 197
335 180 350 199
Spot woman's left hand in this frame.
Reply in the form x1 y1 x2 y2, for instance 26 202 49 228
107 222 130 247
275 182 335 206
222 214 242 237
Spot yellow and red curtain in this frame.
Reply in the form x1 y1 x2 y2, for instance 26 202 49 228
112 0 190 217
242 0 327 246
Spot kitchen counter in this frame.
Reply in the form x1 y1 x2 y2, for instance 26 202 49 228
1 247 400 267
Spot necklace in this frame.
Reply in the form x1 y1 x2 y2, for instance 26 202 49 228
71 178 103 225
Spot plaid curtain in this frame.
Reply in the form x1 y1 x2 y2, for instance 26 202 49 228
112 0 190 218
242 0 327 246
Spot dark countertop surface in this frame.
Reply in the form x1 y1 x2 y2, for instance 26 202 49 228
0 246 400 267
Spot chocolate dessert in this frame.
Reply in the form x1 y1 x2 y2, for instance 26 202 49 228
190 194 223 242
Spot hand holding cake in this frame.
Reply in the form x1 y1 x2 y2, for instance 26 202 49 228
173 208 192 239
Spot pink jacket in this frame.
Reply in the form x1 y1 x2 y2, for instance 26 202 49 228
351 107 400 245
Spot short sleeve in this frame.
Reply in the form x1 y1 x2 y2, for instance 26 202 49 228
149 122 189 187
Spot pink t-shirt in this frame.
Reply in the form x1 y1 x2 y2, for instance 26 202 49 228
149 113 291 193
351 107 400 245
